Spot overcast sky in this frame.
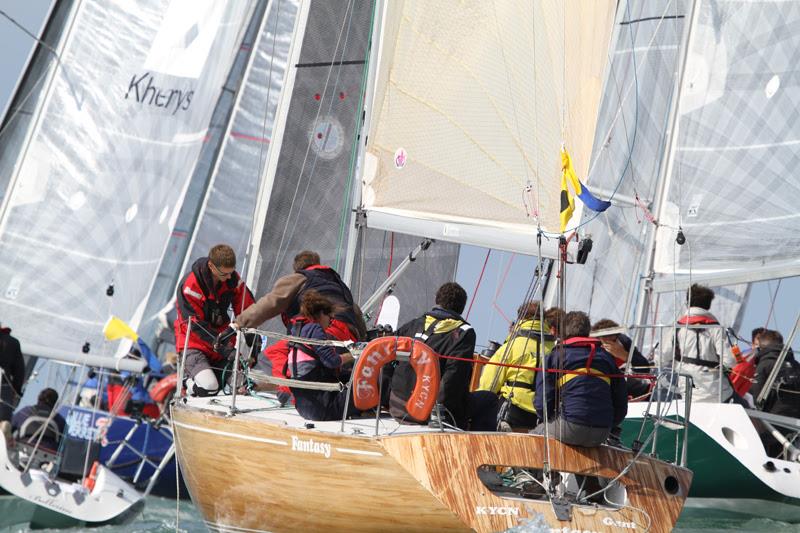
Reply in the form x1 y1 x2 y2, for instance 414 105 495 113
2 2 797 352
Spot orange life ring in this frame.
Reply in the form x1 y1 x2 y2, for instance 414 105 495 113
83 460 99 492
150 373 178 403
352 336 440 422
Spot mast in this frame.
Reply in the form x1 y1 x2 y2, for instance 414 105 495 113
632 0 700 343
341 0 385 287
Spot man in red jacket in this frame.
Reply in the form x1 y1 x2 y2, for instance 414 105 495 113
174 244 255 396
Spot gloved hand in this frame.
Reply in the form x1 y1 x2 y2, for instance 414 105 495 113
213 325 237 352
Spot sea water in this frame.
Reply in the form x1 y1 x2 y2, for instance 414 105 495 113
0 497 796 533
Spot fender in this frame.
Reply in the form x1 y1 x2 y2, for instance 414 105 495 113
352 336 440 422
150 373 178 403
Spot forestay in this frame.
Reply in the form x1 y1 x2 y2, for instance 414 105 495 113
653 0 800 287
361 0 616 257
0 0 252 361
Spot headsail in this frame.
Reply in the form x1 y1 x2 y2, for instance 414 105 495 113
361 0 616 257
0 0 253 361
653 0 800 289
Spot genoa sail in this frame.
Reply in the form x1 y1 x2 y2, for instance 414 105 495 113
0 0 254 362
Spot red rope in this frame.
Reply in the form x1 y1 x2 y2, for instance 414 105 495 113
436 351 658 381
466 250 491 320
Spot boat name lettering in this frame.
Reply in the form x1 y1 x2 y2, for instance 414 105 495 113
602 517 637 529
31 495 71 515
414 374 434 408
475 506 520 516
125 72 194 115
291 436 331 458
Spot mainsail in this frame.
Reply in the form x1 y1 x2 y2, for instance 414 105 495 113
0 0 253 362
361 0 616 258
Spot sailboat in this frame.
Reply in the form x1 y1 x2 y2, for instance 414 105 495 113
171 1 692 532
557 0 800 521
0 0 258 526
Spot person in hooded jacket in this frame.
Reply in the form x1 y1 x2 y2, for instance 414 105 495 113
591 319 651 399
287 290 360 421
477 301 555 431
174 244 255 396
533 311 627 447
664 284 743 404
389 282 478 429
750 329 800 418
0 323 25 422
227 251 366 406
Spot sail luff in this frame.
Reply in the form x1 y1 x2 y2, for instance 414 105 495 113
632 0 700 337
244 0 311 289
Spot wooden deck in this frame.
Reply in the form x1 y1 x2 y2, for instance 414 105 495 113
172 398 691 532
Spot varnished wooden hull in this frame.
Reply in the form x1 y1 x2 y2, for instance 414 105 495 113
173 404 691 532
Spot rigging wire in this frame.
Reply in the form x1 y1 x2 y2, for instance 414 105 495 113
465 250 491 321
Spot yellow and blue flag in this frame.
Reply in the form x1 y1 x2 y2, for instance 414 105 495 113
559 149 611 232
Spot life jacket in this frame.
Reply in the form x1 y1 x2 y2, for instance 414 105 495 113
776 358 800 401
192 259 241 328
674 314 721 369
730 353 757 396
281 266 358 331
556 337 613 389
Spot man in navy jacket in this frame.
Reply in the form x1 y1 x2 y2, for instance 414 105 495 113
533 311 627 447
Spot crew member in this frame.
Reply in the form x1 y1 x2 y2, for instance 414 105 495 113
390 282 477 429
534 311 627 447
287 291 359 421
478 301 554 431
230 251 366 404
174 244 255 396
0 323 25 422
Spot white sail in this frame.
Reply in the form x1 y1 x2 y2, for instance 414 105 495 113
361 0 616 257
0 0 253 361
562 0 687 324
653 0 800 288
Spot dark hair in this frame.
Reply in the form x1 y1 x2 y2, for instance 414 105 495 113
687 284 715 310
209 244 236 269
435 282 468 315
544 307 565 336
759 329 784 348
300 290 334 320
591 318 619 339
562 311 591 339
37 388 59 410
516 301 540 321
751 327 767 344
293 251 321 272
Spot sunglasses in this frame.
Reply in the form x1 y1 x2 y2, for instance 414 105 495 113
211 263 235 278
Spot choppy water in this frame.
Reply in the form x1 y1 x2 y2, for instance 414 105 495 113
0 496 796 533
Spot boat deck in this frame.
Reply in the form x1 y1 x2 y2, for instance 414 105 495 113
180 392 450 438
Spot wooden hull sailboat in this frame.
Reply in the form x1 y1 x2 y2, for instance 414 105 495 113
173 395 691 532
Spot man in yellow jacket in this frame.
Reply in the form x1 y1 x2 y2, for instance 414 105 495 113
478 301 555 431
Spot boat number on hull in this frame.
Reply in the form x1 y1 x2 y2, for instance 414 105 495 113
475 506 520 516
291 436 331 458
